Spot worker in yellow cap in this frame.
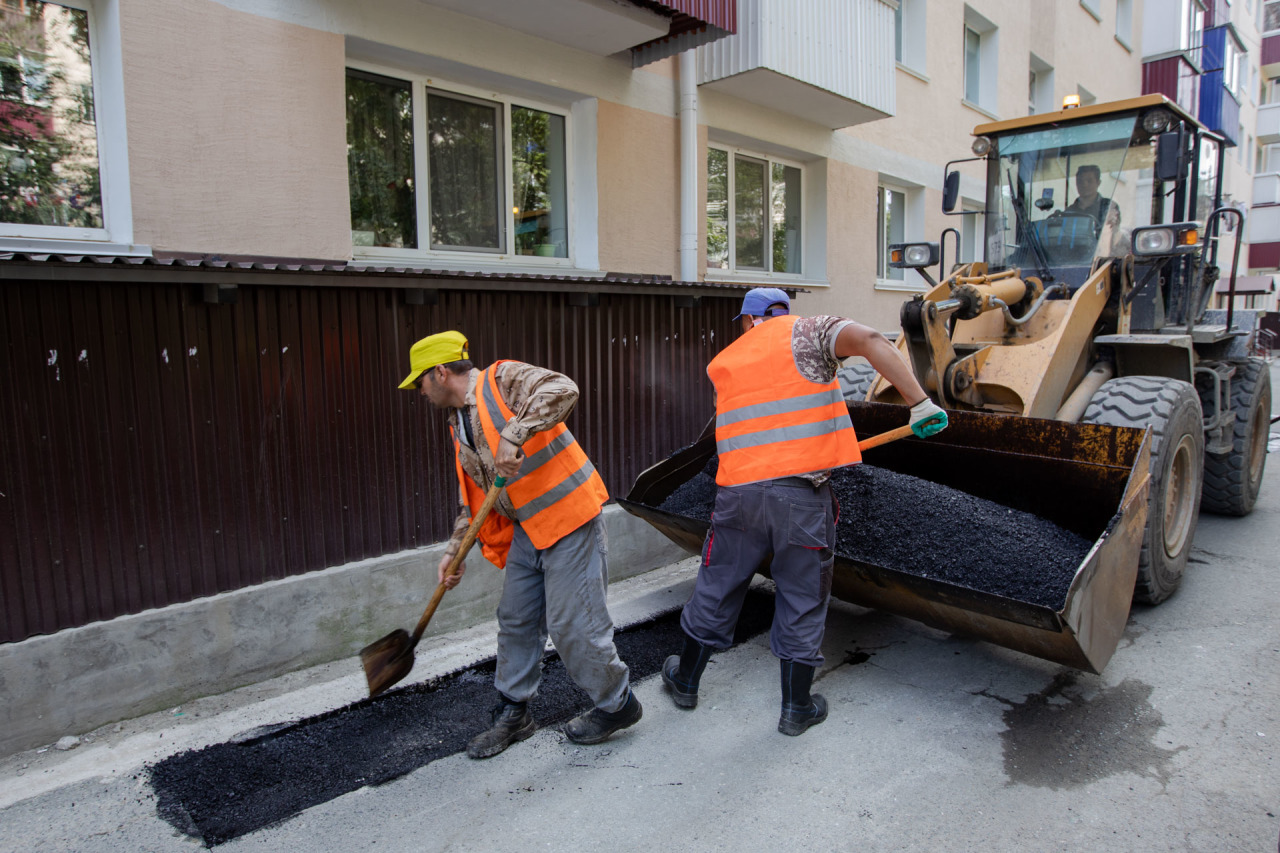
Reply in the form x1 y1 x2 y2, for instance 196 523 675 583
399 331 640 758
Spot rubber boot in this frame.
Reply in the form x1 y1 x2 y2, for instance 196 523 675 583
564 688 643 745
466 695 536 759
661 635 713 709
777 660 828 736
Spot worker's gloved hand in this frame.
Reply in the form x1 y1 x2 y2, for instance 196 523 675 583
909 398 948 438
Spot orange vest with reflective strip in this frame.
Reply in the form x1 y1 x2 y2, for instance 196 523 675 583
708 316 861 486
455 362 609 562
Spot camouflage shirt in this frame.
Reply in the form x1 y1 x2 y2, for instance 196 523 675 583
785 315 854 485
444 362 582 556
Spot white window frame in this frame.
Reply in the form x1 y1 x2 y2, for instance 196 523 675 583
1181 0 1206 53
1116 0 1134 48
895 0 927 75
1080 0 1102 21
962 7 999 116
345 60 580 270
0 0 139 253
1029 54 1054 115
874 178 927 292
703 143 806 280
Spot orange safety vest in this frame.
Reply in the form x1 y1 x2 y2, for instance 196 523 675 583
454 362 609 566
708 315 861 486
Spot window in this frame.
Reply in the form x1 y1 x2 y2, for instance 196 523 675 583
964 27 981 104
1267 0 1280 32
1247 135 1254 174
1181 0 1204 53
1080 0 1102 20
1116 0 1134 46
706 146 802 275
877 186 906 281
895 0 927 73
962 7 998 113
1223 35 1243 101
1029 54 1053 115
346 66 572 260
1 0 129 245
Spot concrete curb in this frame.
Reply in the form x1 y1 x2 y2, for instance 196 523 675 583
0 505 688 757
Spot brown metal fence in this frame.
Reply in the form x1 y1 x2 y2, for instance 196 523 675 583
1 276 737 643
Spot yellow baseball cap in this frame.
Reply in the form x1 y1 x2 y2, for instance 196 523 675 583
398 331 470 389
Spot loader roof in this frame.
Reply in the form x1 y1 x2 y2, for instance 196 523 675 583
971 93 1202 138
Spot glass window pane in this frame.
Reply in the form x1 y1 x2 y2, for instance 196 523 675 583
0 1 102 229
879 187 905 280
512 106 567 258
771 162 801 273
346 70 416 248
734 156 766 269
428 92 502 251
894 4 903 63
706 147 728 269
964 28 981 103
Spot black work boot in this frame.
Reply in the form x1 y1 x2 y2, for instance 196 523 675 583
564 689 643 745
466 696 536 759
661 635 713 709
778 660 828 736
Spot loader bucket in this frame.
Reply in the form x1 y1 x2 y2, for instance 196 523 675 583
618 403 1151 674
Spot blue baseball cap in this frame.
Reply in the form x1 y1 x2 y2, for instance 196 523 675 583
732 287 790 321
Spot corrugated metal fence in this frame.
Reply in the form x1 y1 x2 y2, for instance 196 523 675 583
1 277 736 643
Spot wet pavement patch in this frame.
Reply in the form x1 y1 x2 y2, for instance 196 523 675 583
658 460 1091 609
982 671 1183 790
149 591 775 847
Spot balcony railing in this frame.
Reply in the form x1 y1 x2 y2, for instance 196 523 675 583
696 0 894 129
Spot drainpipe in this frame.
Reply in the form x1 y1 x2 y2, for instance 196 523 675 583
679 49 698 283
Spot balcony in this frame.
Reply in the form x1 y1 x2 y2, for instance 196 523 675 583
418 0 732 59
1247 203 1280 247
695 0 894 129
1259 103 1280 146
1254 173 1280 206
1264 33 1280 78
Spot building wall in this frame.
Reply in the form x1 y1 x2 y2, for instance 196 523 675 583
596 99 679 276
121 0 350 258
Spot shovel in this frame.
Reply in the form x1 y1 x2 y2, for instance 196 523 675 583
360 475 508 697
857 423 917 452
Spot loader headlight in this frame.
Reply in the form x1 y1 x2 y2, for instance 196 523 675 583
971 136 993 157
1142 109 1172 134
888 242 940 269
1131 224 1200 256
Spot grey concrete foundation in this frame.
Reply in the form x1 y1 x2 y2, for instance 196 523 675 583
0 505 687 758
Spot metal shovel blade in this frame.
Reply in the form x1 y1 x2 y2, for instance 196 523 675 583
360 628 415 698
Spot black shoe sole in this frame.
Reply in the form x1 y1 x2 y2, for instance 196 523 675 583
661 655 698 709
563 701 643 745
777 695 828 736
466 718 537 759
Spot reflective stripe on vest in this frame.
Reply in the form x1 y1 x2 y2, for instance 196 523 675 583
472 362 608 549
708 316 860 486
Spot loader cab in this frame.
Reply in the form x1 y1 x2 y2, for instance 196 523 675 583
972 98 1221 308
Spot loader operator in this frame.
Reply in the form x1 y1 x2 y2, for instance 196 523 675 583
400 331 640 759
660 288 949 735
1061 164 1119 237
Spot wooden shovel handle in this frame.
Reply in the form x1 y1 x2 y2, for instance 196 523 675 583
856 423 916 452
408 475 508 646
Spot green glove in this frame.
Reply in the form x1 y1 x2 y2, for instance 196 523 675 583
909 398 948 438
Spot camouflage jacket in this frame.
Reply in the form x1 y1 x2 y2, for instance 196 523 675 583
444 362 581 557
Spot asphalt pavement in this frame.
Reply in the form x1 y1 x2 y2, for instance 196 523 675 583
2 363 1278 853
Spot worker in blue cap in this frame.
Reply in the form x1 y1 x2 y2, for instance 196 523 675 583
662 287 948 735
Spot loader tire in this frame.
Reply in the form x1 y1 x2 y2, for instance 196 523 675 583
838 362 878 404
1201 358 1271 517
1083 376 1204 605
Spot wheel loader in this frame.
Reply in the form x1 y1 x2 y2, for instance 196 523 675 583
841 93 1270 606
619 94 1268 674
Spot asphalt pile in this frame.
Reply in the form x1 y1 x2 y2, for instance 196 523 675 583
657 458 1091 610
149 591 775 847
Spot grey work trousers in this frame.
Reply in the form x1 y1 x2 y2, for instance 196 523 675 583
680 478 837 668
493 515 631 714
